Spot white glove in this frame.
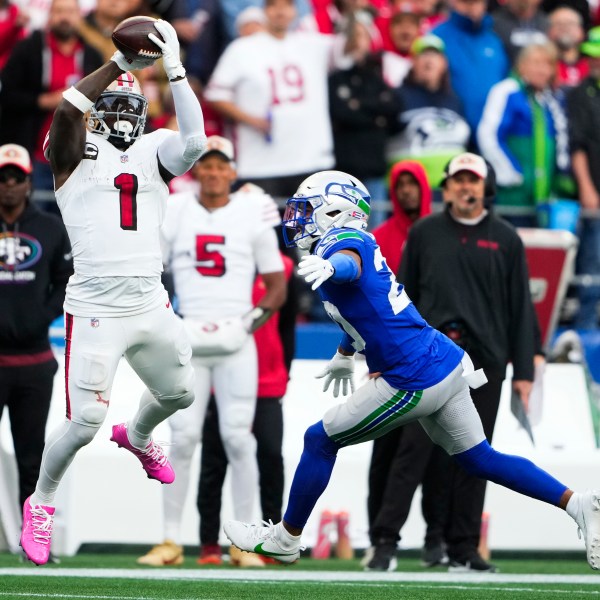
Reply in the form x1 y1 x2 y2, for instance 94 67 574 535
315 351 355 397
148 19 186 80
298 254 335 290
111 49 156 72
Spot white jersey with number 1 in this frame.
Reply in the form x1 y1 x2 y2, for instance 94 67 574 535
55 129 175 317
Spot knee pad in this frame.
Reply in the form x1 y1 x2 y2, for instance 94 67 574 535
156 366 195 411
68 419 100 447
222 429 256 462
304 421 340 459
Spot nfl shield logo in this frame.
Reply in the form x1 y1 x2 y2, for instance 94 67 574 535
120 155 128 163
90 318 99 328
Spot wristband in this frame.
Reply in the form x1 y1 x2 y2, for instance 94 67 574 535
62 86 95 114
329 252 359 283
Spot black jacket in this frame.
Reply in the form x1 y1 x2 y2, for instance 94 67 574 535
328 54 400 179
0 30 103 154
567 76 600 195
398 206 536 380
0 202 73 355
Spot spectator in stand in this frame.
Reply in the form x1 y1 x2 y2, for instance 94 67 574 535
329 10 401 226
220 0 312 41
197 256 293 566
0 0 103 197
0 143 72 521
377 10 420 87
478 41 571 226
77 0 135 62
432 0 509 145
547 6 589 89
566 26 600 330
375 5 420 54
387 34 470 189
370 159 431 275
205 0 350 199
543 0 591 32
492 0 549 66
0 0 27 70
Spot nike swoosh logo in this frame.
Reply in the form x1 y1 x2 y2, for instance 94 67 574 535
253 542 297 558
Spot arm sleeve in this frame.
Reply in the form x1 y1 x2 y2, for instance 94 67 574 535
157 79 207 176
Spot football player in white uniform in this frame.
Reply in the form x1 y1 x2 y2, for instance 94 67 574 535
136 135 286 566
20 21 207 566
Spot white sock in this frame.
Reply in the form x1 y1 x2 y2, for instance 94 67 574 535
566 492 582 521
276 522 301 548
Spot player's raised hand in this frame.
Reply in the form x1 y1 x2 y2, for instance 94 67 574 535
298 255 334 291
111 49 156 72
149 20 186 80
315 351 355 398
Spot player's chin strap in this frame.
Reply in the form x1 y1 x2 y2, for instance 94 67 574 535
242 306 273 333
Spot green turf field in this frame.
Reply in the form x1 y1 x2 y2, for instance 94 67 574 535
1 551 599 600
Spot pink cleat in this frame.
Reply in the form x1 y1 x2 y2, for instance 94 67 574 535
110 423 175 484
20 496 55 566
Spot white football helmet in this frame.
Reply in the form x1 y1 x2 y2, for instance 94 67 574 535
89 72 148 148
282 170 371 250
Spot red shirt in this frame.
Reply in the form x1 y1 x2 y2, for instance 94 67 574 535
0 4 25 70
253 255 293 398
35 32 84 163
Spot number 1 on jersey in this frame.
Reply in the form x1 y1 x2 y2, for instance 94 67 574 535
114 173 138 230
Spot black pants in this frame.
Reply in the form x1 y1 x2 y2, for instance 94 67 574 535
367 370 504 556
367 420 449 547
0 359 57 507
198 396 284 545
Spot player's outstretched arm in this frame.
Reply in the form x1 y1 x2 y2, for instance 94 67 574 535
151 20 207 177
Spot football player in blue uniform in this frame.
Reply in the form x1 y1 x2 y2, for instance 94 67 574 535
224 170 600 570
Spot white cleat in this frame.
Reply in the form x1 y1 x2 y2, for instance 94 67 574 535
223 520 302 564
575 490 600 569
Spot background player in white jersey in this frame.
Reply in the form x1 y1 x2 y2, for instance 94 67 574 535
136 135 286 567
224 170 600 571
205 0 350 197
20 21 208 566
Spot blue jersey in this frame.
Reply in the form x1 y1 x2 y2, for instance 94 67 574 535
315 228 464 391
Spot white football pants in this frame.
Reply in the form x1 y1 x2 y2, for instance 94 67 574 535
162 336 259 543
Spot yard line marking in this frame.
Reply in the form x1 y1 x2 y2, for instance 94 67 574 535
1 568 599 585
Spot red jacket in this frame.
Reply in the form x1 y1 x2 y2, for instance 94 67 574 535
253 255 293 398
371 160 432 275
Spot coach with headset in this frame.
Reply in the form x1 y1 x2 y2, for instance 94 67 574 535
395 152 537 572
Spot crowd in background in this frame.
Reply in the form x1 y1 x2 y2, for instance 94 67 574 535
0 0 599 328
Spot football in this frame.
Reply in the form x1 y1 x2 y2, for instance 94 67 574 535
112 16 163 62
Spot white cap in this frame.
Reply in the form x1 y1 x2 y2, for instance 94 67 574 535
0 143 32 173
235 6 266 33
199 135 235 162
446 152 487 179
